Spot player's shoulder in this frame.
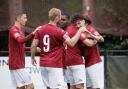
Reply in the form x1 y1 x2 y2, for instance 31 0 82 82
39 24 47 30
87 25 96 31
67 24 75 29
9 26 19 33
87 25 94 29
36 24 47 33
41 24 56 31
66 24 76 32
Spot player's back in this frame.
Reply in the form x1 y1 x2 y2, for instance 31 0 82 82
35 23 65 68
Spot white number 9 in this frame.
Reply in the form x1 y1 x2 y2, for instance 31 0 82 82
43 34 50 52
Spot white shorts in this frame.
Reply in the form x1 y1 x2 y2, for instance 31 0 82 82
65 65 86 85
40 67 67 89
86 62 104 88
64 68 73 83
10 68 32 87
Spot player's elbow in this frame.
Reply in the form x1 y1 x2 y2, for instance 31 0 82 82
83 40 97 47
17 37 26 44
99 38 104 42
67 42 75 47
65 38 76 47
16 39 24 44
86 43 94 47
69 43 75 47
98 36 104 42
65 40 75 47
101 38 104 42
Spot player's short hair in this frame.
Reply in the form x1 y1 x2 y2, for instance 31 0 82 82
71 14 92 25
71 14 85 24
84 16 92 25
61 12 70 19
49 8 61 21
15 12 25 20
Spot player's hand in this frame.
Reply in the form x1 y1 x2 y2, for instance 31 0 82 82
31 58 37 66
89 35 104 42
32 26 42 35
36 47 41 52
98 36 104 42
79 27 90 33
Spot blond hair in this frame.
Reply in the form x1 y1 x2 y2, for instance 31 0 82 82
49 8 61 21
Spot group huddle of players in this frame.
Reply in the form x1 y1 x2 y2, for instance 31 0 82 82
9 8 104 89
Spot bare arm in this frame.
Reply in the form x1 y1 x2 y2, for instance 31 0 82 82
64 27 87 47
82 39 97 47
25 47 41 52
31 39 39 66
15 26 42 44
98 35 104 42
90 34 104 42
36 47 41 52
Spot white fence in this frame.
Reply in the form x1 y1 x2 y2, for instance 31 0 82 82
0 56 104 89
0 56 46 89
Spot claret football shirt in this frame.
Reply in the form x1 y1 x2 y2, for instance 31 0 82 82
34 24 67 68
9 26 33 70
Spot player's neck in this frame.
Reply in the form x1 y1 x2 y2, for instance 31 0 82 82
49 21 57 26
14 21 21 29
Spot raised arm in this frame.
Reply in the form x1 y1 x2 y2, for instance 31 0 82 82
12 26 42 44
89 34 104 42
80 33 97 47
64 27 87 47
16 33 34 43
82 39 97 47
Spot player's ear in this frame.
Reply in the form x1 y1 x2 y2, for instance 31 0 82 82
16 16 21 22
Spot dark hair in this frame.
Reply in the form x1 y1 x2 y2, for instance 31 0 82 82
15 12 25 20
84 16 92 24
71 14 85 24
61 12 70 19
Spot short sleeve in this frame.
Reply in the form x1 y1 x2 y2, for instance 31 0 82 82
89 27 100 36
93 31 100 36
57 28 67 41
11 28 21 39
80 33 87 41
34 30 40 39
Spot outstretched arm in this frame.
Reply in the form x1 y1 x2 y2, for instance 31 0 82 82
12 26 42 44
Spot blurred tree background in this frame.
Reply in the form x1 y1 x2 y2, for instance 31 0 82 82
0 0 128 51
92 0 128 50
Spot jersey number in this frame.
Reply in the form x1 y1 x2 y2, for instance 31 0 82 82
43 34 50 52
